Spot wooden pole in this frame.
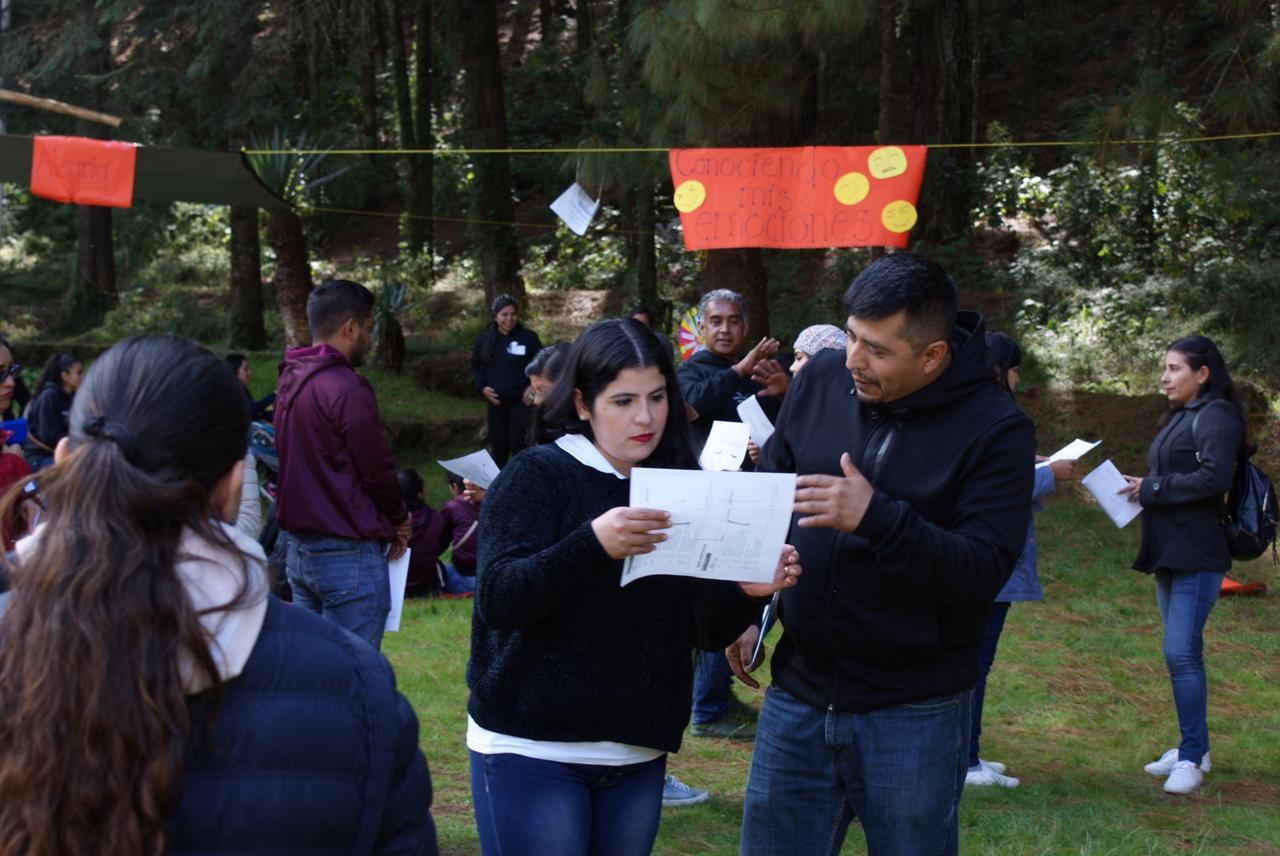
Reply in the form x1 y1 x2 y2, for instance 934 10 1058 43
0 88 122 128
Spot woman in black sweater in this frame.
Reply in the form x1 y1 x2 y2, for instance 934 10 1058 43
23 353 82 472
1120 335 1245 796
470 294 542 466
466 319 800 856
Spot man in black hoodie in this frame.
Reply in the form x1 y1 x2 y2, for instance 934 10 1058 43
734 253 1034 856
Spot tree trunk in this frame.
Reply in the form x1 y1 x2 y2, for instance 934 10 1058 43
457 0 525 305
539 0 554 39
701 249 769 339
408 0 434 257
229 206 266 349
878 0 896 145
356 0 386 190
576 0 592 52
388 0 425 254
266 209 313 348
635 178 657 310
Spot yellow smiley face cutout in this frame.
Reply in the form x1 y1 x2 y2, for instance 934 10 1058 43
833 172 870 206
868 146 908 180
881 200 918 233
673 179 707 213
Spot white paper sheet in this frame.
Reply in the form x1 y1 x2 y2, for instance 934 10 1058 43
1036 438 1102 469
621 468 796 586
1081 459 1142 528
437 450 501 490
384 548 412 633
736 395 775 447
699 421 751 471
549 181 601 236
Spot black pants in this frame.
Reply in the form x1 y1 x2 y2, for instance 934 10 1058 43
487 400 529 466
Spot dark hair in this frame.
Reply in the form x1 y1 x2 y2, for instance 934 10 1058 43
307 279 375 340
534 319 696 469
986 332 1022 398
1162 335 1251 453
397 467 425 511
841 252 957 350
225 353 247 372
629 304 654 324
0 335 251 854
478 294 522 366
525 340 570 382
33 352 80 392
446 472 466 492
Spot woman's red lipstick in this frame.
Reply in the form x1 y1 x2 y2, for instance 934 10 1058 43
630 433 654 443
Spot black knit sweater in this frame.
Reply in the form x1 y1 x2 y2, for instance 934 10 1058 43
467 442 763 753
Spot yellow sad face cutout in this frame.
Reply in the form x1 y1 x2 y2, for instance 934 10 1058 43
881 200 918 233
867 146 908 180
673 179 707 213
833 172 870 206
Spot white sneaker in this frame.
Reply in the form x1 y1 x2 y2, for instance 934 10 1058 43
1163 760 1203 794
1145 748 1211 777
661 774 708 807
980 759 1007 774
965 765 1020 788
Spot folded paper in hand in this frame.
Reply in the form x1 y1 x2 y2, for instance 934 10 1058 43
1081 459 1142 528
437 450 501 490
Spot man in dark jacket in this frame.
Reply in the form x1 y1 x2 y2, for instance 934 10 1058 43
275 279 410 650
676 288 789 740
733 253 1035 855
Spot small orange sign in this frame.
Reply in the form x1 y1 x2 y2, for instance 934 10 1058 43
668 145 927 250
30 136 137 208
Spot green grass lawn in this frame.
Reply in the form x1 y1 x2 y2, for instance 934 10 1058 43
383 495 1280 855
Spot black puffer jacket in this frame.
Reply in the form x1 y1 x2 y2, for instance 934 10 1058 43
1132 396 1242 574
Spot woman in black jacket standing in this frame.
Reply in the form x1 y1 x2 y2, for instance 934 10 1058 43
1120 335 1245 796
470 294 542 466
467 319 800 855
23 353 82 472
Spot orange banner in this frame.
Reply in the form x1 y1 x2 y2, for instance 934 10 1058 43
30 136 137 208
668 146 926 250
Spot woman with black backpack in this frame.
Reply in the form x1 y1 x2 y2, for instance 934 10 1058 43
1119 335 1246 795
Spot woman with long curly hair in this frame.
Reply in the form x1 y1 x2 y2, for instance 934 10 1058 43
0 335 437 855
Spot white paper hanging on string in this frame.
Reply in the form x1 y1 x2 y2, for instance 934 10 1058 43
549 181 601 236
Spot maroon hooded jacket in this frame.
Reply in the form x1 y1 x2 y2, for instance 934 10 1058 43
274 344 407 541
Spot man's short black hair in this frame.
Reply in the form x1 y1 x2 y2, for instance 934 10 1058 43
841 252 957 349
308 279 375 340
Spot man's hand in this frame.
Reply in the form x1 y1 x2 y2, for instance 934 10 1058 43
794 453 874 531
746 439 760 465
591 507 671 559
482 386 501 406
733 337 780 379
388 516 413 561
726 625 762 688
751 358 790 398
739 544 801 599
1118 475 1142 502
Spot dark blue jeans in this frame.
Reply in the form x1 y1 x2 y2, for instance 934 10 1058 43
469 750 666 856
692 650 734 724
1155 569 1223 765
283 531 390 650
969 601 1011 768
741 685 969 856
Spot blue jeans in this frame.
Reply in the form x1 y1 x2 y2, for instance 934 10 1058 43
443 563 477 595
741 685 969 856
284 531 390 650
692 650 733 724
969 601 1011 768
1155 569 1223 765
469 750 666 856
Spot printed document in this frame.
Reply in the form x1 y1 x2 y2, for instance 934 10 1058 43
621 468 796 586
699 420 751 471
736 395 775 447
549 181 601 236
438 449 501 490
384 548 411 633
1082 459 1142 528
1036 438 1101 468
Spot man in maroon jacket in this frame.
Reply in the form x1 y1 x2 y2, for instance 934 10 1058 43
275 279 410 649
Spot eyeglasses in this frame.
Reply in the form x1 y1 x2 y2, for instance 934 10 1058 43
1 363 19 380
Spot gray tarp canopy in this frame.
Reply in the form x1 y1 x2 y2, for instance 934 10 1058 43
0 133 288 209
